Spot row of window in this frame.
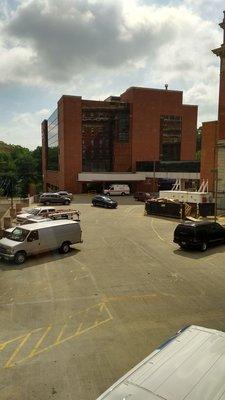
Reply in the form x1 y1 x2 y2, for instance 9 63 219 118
47 109 59 171
160 115 181 121
46 109 183 170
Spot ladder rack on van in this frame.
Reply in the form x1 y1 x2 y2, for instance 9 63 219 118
44 209 80 221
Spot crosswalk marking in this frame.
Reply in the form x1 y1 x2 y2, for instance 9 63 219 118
0 302 113 369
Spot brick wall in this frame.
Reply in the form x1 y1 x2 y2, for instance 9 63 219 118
58 96 83 193
218 68 225 140
121 87 197 170
200 121 218 192
43 87 198 193
181 105 198 160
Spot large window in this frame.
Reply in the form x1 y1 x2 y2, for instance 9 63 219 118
117 110 130 142
47 109 59 170
160 115 182 161
82 104 130 172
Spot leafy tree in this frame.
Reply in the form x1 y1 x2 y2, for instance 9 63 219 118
0 142 43 197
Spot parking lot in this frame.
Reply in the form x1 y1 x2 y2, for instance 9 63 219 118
1 194 225 399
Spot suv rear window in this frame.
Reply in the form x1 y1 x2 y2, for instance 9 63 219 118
175 225 196 237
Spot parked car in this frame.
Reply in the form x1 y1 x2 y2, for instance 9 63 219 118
16 206 55 223
39 193 71 205
92 195 118 209
134 192 151 202
0 220 82 264
174 221 225 251
103 184 130 196
57 191 73 200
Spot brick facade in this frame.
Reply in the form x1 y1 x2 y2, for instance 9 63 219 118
120 87 197 170
216 12 225 209
200 121 218 192
42 87 198 193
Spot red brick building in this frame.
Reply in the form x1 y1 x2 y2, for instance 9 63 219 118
42 86 198 193
201 121 218 191
201 11 225 205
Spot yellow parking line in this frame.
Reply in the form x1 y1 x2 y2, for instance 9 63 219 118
55 324 67 344
5 332 32 368
1 302 114 368
28 326 52 358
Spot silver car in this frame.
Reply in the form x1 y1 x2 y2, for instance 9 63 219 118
57 191 73 200
39 193 71 205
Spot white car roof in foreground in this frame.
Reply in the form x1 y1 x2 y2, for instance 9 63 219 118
97 325 225 400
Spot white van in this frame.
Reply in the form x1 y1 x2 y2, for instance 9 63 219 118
103 184 130 196
0 220 82 264
96 325 225 399
16 206 55 223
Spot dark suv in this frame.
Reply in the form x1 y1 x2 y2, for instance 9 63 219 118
174 221 225 251
39 193 71 205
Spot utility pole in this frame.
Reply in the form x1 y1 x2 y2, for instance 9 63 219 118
211 167 218 222
214 168 218 221
153 159 156 195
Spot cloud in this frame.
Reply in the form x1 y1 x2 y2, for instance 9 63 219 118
0 109 50 149
1 0 221 86
183 0 225 21
2 0 176 83
0 0 224 146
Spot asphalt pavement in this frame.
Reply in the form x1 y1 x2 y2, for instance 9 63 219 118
1 195 225 399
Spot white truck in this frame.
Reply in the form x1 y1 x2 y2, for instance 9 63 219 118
16 206 55 223
0 220 82 264
20 209 81 224
96 325 225 399
103 184 130 196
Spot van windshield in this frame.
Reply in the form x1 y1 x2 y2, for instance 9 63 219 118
7 227 29 242
25 208 39 215
30 209 40 215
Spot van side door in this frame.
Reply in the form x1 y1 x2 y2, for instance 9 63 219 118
26 230 41 255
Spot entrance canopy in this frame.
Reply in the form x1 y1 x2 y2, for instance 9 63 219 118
78 172 200 182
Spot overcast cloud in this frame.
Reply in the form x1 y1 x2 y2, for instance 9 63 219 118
0 0 224 148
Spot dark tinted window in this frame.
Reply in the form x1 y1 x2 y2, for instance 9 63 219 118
215 223 224 231
207 223 224 233
27 230 39 242
47 109 59 171
160 115 182 161
175 225 195 237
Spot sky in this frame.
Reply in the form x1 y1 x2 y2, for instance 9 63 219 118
0 0 224 149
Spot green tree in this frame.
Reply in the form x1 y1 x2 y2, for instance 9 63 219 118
0 142 43 197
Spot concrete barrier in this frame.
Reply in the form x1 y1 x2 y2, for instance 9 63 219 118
16 203 22 213
4 217 12 229
10 207 16 218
